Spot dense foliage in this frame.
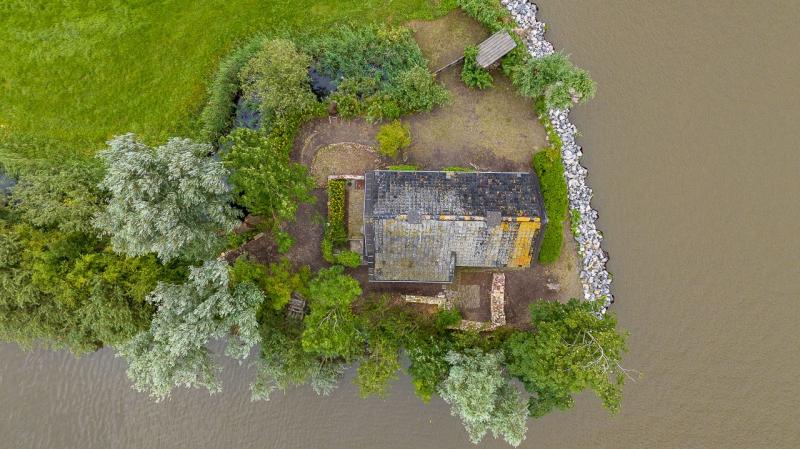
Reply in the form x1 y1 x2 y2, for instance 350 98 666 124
461 45 494 89
117 260 263 401
301 266 364 361
506 299 629 417
376 120 412 159
239 39 323 132
456 0 510 31
222 128 314 224
532 148 568 263
306 25 451 122
438 349 528 447
0 163 184 353
507 52 597 110
94 134 239 263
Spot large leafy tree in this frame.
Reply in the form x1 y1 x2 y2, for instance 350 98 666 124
221 128 314 223
117 260 263 401
0 165 180 352
301 266 364 361
250 311 346 401
508 52 597 110
94 133 238 263
238 38 320 127
505 299 630 417
438 349 528 447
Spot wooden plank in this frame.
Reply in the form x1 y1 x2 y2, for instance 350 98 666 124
476 31 517 68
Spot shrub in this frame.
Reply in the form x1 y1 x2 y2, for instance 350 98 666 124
461 46 493 89
200 35 265 144
532 149 568 263
388 164 417 171
456 0 510 32
387 66 451 116
335 250 362 268
239 39 322 131
435 309 462 331
507 52 597 110
326 180 347 244
376 120 412 159
442 166 473 172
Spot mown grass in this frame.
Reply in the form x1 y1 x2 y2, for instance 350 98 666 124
0 0 456 165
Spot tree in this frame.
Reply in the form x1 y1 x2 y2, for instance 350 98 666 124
222 128 314 224
238 38 320 127
117 260 263 401
301 266 364 361
10 161 105 234
438 349 528 447
376 120 412 159
251 312 346 401
508 52 596 110
94 134 238 263
505 299 630 417
407 335 451 403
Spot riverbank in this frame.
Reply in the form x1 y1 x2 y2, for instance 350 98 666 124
502 0 614 313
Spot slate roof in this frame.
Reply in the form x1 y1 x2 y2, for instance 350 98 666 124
364 171 545 283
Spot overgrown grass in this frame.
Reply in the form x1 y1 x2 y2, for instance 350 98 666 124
0 0 457 164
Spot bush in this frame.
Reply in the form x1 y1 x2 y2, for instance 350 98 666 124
335 250 362 268
200 35 266 145
387 66 451 117
532 149 568 263
461 46 493 89
326 180 347 244
376 120 412 159
456 0 510 32
507 52 597 110
388 164 417 171
442 166 474 172
435 309 462 331
239 39 322 131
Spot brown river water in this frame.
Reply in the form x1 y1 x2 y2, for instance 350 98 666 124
2 1 799 448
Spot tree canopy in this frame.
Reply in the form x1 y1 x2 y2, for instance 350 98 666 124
438 349 528 447
508 52 597 110
505 299 629 417
301 266 364 361
117 260 263 401
94 134 239 263
221 128 314 223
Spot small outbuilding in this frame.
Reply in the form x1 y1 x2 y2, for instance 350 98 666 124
476 30 518 68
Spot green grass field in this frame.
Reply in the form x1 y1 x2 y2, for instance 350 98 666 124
0 0 455 165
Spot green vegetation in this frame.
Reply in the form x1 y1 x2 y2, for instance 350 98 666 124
438 349 528 446
443 166 475 172
506 299 630 417
507 52 596 110
461 45 494 89
532 148 568 263
376 120 413 159
118 260 263 401
222 128 315 224
309 25 451 122
302 266 365 361
95 134 239 263
388 164 418 171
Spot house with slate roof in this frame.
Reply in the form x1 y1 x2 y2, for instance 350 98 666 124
362 170 546 283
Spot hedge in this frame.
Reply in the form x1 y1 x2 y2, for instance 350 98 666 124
322 179 362 267
532 149 568 263
200 35 266 145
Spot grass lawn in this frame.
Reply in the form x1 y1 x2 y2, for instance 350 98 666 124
0 0 455 165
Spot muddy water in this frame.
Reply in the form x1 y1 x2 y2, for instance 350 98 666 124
2 1 800 448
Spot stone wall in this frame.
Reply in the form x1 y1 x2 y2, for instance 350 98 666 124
502 0 615 314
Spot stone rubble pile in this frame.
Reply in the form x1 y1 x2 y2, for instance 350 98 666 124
501 0 614 314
